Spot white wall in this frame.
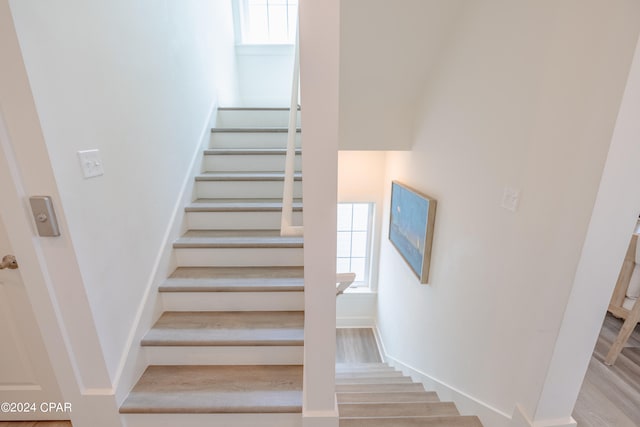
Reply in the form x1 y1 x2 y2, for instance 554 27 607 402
375 1 640 425
338 0 466 150
236 45 294 107
526 32 640 427
336 151 386 325
1 3 121 423
9 0 238 381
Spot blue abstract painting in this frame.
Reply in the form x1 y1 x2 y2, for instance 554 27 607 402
389 182 436 283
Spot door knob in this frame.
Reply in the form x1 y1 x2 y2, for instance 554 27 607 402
0 255 18 270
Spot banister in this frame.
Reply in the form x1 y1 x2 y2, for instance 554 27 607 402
280 19 303 237
336 273 356 295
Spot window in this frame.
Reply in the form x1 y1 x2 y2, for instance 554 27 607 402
337 203 374 288
237 0 298 44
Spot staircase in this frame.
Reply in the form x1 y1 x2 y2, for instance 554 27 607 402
120 107 305 427
336 363 484 427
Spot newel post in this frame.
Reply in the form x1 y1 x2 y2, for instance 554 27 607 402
299 0 340 426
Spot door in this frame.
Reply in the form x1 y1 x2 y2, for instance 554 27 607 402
0 214 67 421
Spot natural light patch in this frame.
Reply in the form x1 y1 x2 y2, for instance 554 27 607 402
337 203 374 288
240 0 298 44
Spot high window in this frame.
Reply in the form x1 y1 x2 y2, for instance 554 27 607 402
337 203 374 288
237 0 298 44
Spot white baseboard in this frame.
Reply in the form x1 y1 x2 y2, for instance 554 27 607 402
373 325 512 427
112 97 218 404
71 392 123 427
510 405 577 427
302 414 338 427
302 398 339 427
336 317 375 328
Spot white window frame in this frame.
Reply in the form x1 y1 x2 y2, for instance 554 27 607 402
337 202 375 289
232 0 298 46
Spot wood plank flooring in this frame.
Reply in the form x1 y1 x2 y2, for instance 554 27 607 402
336 328 382 363
573 313 640 426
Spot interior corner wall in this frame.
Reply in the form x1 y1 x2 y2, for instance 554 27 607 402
8 0 238 381
236 46 294 107
375 0 640 423
336 151 387 325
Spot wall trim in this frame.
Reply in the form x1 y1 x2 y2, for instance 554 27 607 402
374 325 512 427
336 317 375 328
511 404 577 427
302 397 339 427
112 97 218 402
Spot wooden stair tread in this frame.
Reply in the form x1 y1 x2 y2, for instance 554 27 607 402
160 266 304 292
142 311 304 346
211 127 301 133
336 363 394 371
337 391 440 404
204 148 302 155
339 416 484 427
193 197 303 203
195 171 302 181
336 376 414 385
174 230 303 248
335 362 483 426
186 199 302 212
339 401 459 418
120 365 302 414
336 371 404 379
336 383 426 393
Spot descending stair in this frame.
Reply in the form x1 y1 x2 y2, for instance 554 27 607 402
121 107 305 427
336 363 484 427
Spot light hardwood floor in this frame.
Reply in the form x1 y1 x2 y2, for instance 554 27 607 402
573 313 640 426
336 328 382 363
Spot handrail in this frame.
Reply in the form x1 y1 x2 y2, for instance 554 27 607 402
336 273 356 296
280 20 303 237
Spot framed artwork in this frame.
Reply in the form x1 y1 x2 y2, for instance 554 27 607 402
389 181 437 284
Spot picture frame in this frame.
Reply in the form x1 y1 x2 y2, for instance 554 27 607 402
389 181 437 284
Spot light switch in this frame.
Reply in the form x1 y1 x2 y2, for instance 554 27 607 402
501 187 520 212
77 149 104 178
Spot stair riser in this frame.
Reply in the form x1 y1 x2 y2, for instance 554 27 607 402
336 368 398 374
338 402 459 418
144 346 303 366
336 377 413 385
210 132 301 149
196 180 303 199
216 110 301 128
186 211 303 230
122 413 301 427
336 383 425 393
161 291 304 311
204 154 302 172
336 371 404 379
336 391 439 404
175 247 304 267
338 416 483 427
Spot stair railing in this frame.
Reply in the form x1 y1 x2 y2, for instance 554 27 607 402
336 273 356 296
280 21 303 237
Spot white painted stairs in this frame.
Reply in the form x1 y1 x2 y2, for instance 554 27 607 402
336 363 484 427
120 107 305 427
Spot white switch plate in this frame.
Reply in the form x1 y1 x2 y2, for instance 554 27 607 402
77 149 104 178
501 187 520 212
